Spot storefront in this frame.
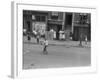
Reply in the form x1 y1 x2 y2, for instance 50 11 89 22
47 12 64 40
23 10 91 41
23 10 48 36
64 13 73 40
47 22 62 40
73 25 90 41
72 13 91 41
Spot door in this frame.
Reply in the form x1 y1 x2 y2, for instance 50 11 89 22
73 27 79 41
27 21 31 32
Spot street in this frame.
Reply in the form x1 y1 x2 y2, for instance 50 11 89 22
23 37 91 69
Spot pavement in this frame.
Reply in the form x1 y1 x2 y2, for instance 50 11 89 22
23 36 91 69
23 36 91 48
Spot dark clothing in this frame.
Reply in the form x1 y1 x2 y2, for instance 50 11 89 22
27 35 31 41
37 38 39 43
43 40 48 55
43 45 48 55
43 45 47 51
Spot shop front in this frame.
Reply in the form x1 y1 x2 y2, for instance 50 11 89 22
47 21 62 40
23 10 48 37
73 25 90 41
72 13 91 41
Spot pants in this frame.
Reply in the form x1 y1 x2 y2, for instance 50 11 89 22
43 46 48 54
37 38 39 43
43 46 47 51
28 36 31 41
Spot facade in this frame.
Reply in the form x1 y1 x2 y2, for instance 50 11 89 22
72 13 91 41
23 10 48 36
47 12 64 39
23 10 91 41
47 12 73 40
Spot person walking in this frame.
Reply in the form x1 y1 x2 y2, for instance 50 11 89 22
43 38 48 55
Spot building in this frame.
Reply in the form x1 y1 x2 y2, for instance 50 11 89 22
72 13 91 41
23 10 48 36
23 10 91 41
47 12 64 39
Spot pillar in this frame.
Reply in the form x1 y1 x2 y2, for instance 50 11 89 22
72 13 75 34
62 12 66 30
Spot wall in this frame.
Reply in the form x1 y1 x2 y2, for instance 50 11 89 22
0 0 100 80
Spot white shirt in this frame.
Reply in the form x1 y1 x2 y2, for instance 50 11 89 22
33 30 37 35
44 40 48 46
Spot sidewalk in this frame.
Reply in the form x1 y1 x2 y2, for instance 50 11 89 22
23 36 91 48
48 40 91 48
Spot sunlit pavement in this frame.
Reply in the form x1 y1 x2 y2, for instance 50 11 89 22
23 36 91 69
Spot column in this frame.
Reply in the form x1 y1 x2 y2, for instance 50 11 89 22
72 13 75 34
62 12 66 30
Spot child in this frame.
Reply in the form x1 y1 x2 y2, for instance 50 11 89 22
43 38 48 55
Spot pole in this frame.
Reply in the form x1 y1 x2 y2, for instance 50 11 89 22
62 12 65 30
72 13 75 34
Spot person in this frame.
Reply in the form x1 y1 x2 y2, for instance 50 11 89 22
53 30 56 39
85 35 88 44
27 32 31 42
23 29 26 36
62 33 65 40
43 38 48 55
70 32 73 40
33 29 37 38
59 30 62 40
59 30 65 40
79 33 83 46
50 29 54 40
36 31 40 44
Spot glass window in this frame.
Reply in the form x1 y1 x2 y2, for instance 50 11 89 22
36 16 40 21
41 16 46 22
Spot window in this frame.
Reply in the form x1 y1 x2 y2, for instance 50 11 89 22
36 16 40 21
41 16 46 22
36 15 46 22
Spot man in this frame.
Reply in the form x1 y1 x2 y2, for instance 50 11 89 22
43 38 48 55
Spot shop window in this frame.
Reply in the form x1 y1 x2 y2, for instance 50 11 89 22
36 16 40 21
